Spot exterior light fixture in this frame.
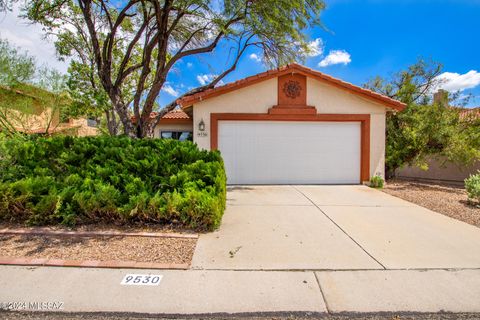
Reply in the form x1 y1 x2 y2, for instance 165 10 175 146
198 119 205 132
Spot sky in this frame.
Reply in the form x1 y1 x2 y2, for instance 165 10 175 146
1 0 479 108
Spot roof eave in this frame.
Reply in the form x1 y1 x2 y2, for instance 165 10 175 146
177 63 407 111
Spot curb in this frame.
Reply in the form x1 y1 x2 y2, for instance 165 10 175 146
0 257 189 270
0 228 198 239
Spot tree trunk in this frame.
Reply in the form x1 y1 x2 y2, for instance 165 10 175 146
120 106 135 137
105 108 119 136
107 91 135 137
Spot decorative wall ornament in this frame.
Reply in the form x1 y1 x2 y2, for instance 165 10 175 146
283 80 302 99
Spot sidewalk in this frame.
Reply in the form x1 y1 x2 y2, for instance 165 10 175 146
1 265 480 315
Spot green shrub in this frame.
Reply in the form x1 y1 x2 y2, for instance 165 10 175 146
465 171 480 204
369 174 384 189
0 135 226 230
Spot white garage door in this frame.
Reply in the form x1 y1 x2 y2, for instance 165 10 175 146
218 121 361 184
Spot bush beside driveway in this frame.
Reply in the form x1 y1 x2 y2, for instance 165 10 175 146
0 135 226 231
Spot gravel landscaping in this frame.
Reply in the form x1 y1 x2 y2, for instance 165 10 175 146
383 179 480 228
0 234 197 265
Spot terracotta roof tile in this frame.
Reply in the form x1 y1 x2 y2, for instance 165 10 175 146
132 109 191 123
177 63 406 111
160 109 191 119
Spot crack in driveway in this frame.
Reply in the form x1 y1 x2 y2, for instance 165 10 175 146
291 185 387 270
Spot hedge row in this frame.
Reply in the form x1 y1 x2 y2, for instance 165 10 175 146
0 135 226 230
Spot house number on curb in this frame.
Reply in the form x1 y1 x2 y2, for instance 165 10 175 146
120 274 163 286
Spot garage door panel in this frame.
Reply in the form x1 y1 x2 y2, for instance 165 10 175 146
218 121 361 185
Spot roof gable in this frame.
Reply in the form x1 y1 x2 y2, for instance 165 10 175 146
177 63 406 111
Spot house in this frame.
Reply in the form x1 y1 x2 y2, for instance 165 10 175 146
0 84 99 136
54 118 99 136
151 109 193 141
158 63 406 185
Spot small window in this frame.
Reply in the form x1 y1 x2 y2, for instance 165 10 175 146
160 131 193 141
87 119 98 127
178 131 192 141
161 131 173 139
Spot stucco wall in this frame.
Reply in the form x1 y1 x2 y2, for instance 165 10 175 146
8 107 60 132
193 78 277 149
154 122 193 138
307 79 387 178
192 76 388 180
396 157 480 185
68 118 99 136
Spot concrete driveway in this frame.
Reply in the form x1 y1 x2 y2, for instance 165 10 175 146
192 185 480 270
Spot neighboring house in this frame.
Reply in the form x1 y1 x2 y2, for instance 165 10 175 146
0 84 99 136
54 118 99 137
154 63 406 185
396 104 480 185
151 109 193 141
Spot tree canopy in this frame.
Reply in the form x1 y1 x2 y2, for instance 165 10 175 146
364 58 480 176
19 0 325 137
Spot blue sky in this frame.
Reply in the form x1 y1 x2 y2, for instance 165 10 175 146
1 0 479 108
160 0 480 107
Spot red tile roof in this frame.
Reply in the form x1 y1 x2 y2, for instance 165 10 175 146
132 109 191 123
160 109 191 120
176 63 406 111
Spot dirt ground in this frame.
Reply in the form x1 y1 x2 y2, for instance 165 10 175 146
383 179 480 228
0 222 196 235
0 234 196 265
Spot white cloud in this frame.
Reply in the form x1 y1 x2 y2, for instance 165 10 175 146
0 5 69 72
196 73 217 86
162 84 179 97
186 62 193 68
435 70 480 92
305 38 323 57
318 50 351 67
249 53 262 62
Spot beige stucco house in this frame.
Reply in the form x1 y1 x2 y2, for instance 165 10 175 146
1 84 99 136
153 109 193 141
156 63 405 185
5 106 99 136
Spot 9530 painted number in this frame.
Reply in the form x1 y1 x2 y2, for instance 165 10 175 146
120 274 163 286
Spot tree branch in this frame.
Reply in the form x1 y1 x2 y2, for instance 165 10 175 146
148 34 255 134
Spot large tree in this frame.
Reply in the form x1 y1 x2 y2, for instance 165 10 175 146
364 58 480 177
20 0 324 137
